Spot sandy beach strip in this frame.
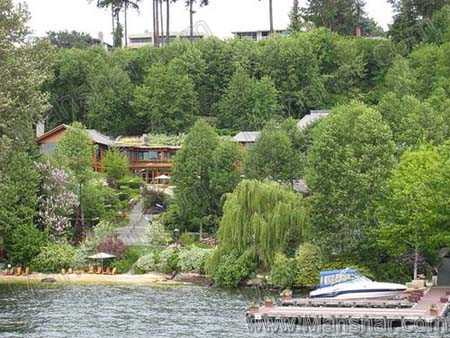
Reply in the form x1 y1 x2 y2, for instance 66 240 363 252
0 272 193 286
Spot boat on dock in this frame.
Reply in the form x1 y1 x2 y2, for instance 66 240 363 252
246 287 450 327
309 268 407 300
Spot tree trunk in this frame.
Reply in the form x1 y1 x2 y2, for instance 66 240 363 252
269 0 274 34
124 2 128 47
414 248 419 280
153 0 157 47
74 183 85 244
166 0 170 45
189 0 194 42
160 0 164 45
155 0 160 47
112 6 115 45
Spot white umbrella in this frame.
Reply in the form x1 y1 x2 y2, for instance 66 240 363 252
88 252 116 271
88 252 116 259
155 174 171 180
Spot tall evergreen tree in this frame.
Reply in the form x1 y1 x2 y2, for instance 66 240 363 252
133 60 199 133
217 66 281 131
169 120 242 232
301 0 367 35
388 0 449 48
289 0 303 32
0 0 52 258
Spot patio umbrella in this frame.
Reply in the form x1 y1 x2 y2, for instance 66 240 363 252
88 252 116 270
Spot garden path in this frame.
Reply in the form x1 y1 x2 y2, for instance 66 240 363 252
115 201 152 246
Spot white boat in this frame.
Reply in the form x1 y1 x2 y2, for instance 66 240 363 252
309 268 407 300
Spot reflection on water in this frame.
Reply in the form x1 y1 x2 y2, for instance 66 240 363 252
0 283 446 338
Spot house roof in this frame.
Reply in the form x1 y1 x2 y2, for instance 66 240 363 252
114 135 182 149
37 124 114 146
232 131 261 143
86 129 114 146
297 110 330 130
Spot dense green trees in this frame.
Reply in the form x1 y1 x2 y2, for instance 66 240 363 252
46 30 100 49
378 144 450 279
306 102 396 256
245 121 303 182
43 29 400 135
168 120 242 232
217 66 280 131
134 61 198 133
0 0 52 260
389 0 449 48
102 149 130 184
301 0 380 36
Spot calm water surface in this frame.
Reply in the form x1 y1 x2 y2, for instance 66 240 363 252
0 283 447 338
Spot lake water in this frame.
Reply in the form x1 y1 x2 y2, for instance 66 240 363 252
0 283 447 338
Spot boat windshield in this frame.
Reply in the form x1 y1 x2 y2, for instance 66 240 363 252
319 269 370 287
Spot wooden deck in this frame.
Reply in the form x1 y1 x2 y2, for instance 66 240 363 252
282 298 414 308
247 287 450 325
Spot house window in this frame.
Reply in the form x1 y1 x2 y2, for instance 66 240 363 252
40 143 56 154
143 151 158 161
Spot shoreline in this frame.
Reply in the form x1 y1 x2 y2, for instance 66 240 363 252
0 272 210 287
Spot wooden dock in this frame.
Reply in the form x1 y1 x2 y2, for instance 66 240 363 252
281 298 414 308
247 287 450 325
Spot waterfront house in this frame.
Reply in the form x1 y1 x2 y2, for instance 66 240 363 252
36 124 181 183
36 124 113 172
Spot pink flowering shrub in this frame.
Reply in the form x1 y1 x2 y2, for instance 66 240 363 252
96 236 127 258
37 161 78 239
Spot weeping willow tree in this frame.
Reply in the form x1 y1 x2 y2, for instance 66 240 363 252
211 180 306 274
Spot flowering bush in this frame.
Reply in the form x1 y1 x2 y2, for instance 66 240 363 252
96 236 127 258
37 161 78 239
178 246 213 274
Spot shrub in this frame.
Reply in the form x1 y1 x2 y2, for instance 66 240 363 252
96 236 127 258
133 252 160 274
157 248 179 273
103 149 130 184
118 176 142 190
209 248 257 288
117 191 130 202
145 219 172 248
295 243 323 287
269 253 297 289
142 186 168 211
82 180 121 224
179 233 196 247
112 246 147 273
178 246 213 274
8 223 48 266
73 247 89 269
83 220 115 253
31 242 78 272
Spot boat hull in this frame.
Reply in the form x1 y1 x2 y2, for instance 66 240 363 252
330 290 405 300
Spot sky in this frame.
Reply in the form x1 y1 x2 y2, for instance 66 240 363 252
20 0 394 44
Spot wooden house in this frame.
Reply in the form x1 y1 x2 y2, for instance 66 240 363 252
114 135 180 184
36 124 113 172
36 125 180 183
